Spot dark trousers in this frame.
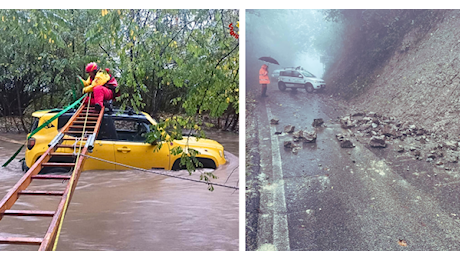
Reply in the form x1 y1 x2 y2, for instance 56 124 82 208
261 84 267 96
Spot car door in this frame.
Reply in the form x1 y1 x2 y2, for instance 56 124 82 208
282 70 292 84
112 118 171 170
291 71 303 85
82 116 116 171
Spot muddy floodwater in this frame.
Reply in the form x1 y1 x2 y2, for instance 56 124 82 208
0 131 239 251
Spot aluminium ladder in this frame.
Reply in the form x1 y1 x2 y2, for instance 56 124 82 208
0 102 104 250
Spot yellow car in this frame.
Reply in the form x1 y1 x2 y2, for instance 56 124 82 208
23 108 226 173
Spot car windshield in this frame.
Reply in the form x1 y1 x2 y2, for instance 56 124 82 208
301 71 316 78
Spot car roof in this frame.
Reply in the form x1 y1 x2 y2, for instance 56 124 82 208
32 108 153 121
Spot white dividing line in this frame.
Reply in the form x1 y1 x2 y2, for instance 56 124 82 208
266 104 290 251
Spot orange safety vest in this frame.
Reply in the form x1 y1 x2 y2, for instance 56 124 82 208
259 65 270 84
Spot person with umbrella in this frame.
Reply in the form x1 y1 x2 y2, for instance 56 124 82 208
258 57 279 97
259 64 270 97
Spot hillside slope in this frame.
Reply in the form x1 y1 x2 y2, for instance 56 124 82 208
338 10 460 140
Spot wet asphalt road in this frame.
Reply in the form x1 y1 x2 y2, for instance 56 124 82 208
252 84 460 251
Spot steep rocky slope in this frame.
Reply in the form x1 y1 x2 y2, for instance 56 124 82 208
341 10 460 140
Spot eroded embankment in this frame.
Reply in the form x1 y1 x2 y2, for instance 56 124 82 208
344 10 460 142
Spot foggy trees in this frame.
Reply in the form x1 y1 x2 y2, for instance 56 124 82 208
0 9 239 132
246 10 343 89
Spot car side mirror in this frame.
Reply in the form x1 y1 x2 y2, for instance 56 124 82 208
298 75 303 78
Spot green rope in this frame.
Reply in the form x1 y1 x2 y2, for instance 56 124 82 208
2 94 88 168
1 145 25 168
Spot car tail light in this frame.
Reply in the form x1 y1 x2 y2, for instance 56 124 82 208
27 138 36 150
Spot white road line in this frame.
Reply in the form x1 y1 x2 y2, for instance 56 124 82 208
266 104 290 251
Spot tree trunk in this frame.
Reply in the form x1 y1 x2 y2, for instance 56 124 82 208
231 112 239 131
16 81 28 132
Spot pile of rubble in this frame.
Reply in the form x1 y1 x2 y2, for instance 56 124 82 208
337 111 460 166
271 118 324 155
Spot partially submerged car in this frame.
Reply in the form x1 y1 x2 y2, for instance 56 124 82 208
277 67 326 93
23 108 226 173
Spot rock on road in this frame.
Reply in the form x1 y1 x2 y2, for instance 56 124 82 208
247 86 460 251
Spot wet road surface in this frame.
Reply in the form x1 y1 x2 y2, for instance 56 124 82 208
0 132 238 251
251 85 460 251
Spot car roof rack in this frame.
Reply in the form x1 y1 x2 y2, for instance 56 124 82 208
282 66 304 70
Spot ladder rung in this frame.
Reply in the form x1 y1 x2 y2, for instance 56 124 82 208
77 114 99 120
64 131 93 134
2 210 55 217
18 190 65 196
42 163 75 167
50 152 77 157
62 138 88 141
70 125 95 129
73 120 97 124
0 237 43 245
31 175 71 180
56 144 78 149
79 113 100 117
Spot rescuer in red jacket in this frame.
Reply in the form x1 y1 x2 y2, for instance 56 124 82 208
78 62 118 112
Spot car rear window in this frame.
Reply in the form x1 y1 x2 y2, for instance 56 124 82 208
280 70 292 77
30 117 39 132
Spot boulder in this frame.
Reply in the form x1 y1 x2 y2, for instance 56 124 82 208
416 129 425 136
352 112 365 117
358 123 372 131
302 131 317 143
427 153 436 159
444 140 458 151
270 118 280 125
369 135 387 148
382 124 398 137
336 133 345 142
284 125 295 133
292 130 304 142
368 112 377 117
292 146 301 155
340 116 355 129
312 118 324 127
284 141 293 148
340 139 355 148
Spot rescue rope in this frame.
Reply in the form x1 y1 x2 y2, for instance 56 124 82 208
52 95 92 251
81 154 240 190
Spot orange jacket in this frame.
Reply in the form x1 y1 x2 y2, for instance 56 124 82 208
259 64 270 84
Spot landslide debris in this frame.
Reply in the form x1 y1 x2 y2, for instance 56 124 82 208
335 111 460 167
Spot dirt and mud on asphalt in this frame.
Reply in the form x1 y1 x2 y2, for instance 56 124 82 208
246 85 460 251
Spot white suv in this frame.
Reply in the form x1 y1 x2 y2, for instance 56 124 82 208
278 68 326 93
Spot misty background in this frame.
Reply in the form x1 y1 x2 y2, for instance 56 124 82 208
246 9 344 91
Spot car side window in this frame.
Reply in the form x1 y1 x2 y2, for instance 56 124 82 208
113 119 149 142
303 71 314 77
97 117 117 140
292 71 301 77
280 70 292 77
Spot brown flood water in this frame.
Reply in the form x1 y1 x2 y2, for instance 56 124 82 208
0 132 239 251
